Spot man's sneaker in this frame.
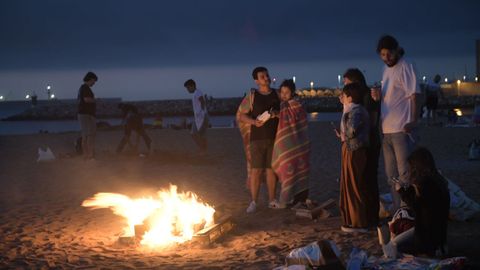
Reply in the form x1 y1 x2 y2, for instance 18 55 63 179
268 199 286 209
246 201 257 213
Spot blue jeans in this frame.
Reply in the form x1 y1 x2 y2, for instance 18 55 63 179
382 132 416 212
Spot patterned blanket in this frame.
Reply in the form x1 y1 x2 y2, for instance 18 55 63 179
272 99 310 204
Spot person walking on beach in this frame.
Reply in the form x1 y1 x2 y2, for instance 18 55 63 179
116 103 152 155
77 71 98 160
336 83 370 233
237 66 280 213
343 68 381 227
371 35 421 213
424 74 443 126
271 79 310 209
184 79 208 153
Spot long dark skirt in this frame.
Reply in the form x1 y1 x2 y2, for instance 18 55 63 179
365 139 381 227
340 144 369 228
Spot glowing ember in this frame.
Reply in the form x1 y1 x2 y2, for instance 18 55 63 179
82 185 215 248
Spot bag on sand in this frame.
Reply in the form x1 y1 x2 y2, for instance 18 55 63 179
285 240 344 269
37 147 55 162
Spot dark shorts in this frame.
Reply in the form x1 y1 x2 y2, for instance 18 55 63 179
426 93 438 110
250 139 274 169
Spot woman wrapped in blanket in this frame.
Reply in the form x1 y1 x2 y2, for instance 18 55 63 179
271 79 311 208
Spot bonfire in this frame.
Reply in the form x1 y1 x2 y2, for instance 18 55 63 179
82 185 215 248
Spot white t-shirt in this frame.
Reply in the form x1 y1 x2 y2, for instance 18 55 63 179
380 58 421 134
192 89 207 129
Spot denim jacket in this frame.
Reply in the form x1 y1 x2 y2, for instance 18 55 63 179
343 105 370 151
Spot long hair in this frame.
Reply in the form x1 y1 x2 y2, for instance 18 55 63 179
407 147 445 186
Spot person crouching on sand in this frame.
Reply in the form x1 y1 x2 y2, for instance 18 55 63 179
271 79 310 209
335 82 370 233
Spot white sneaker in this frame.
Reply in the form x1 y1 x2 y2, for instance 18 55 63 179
268 199 286 209
246 201 257 213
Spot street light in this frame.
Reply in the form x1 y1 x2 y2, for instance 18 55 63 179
422 76 426 83
50 94 55 99
444 77 448 83
337 75 342 88
310 81 314 90
26 94 30 99
463 75 466 81
293 76 296 83
476 77 479 82
0 95 4 100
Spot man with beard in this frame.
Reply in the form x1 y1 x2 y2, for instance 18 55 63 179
371 35 421 213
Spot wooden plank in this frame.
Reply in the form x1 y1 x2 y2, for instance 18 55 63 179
295 199 336 219
192 215 233 245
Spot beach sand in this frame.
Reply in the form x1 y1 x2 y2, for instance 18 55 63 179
0 122 479 269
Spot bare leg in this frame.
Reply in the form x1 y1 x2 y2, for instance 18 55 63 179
266 168 277 202
87 135 95 159
250 169 262 203
82 135 88 159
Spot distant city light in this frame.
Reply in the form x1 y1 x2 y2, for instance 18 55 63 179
50 94 55 99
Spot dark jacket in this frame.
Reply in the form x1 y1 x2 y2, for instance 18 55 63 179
398 175 450 255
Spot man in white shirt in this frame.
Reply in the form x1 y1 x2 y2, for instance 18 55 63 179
371 35 422 212
184 79 208 153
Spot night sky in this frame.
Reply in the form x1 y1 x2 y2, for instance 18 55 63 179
1 0 479 100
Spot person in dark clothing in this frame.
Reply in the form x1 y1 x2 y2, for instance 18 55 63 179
396 147 450 256
343 68 381 227
77 71 98 160
116 103 152 154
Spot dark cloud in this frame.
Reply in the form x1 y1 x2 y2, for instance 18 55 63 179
1 0 479 70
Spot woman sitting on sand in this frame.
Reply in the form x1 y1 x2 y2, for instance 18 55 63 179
395 147 450 256
271 79 310 208
336 83 370 233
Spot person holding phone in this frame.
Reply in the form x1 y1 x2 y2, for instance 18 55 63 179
336 83 370 233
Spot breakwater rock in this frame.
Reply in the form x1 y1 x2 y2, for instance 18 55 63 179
3 95 479 121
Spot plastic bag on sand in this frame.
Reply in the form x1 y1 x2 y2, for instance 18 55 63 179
441 172 480 221
37 147 55 162
285 240 342 268
346 248 368 270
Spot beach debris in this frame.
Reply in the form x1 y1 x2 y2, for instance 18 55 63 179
295 198 335 220
346 247 368 270
285 240 344 269
37 147 55 162
82 184 216 249
468 139 480 160
444 173 480 221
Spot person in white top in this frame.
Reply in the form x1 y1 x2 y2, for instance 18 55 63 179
371 35 422 213
184 79 208 153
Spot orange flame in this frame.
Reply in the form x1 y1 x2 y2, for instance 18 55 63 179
82 185 215 248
